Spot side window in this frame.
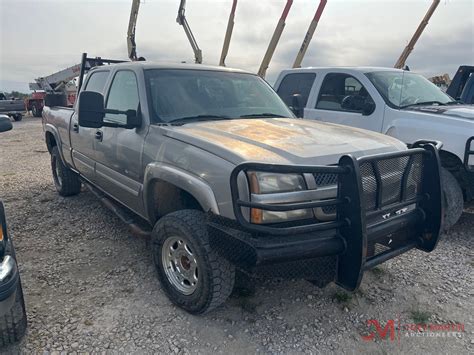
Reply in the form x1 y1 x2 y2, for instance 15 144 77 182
276 73 316 107
105 71 139 124
84 71 109 93
316 73 374 113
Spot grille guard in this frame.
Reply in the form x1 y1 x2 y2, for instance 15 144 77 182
228 142 443 290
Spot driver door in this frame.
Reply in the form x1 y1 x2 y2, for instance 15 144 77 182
305 72 384 132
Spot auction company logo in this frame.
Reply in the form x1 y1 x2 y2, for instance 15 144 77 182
361 318 465 344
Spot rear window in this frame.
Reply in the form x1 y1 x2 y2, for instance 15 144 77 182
85 71 109 94
276 73 316 107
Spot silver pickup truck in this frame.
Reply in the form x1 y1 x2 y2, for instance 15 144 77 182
42 58 443 314
0 93 24 121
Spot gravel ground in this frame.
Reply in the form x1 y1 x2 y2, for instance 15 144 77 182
0 117 473 354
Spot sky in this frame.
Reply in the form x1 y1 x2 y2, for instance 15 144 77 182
0 0 473 93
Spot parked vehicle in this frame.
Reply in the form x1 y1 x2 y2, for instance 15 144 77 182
0 93 25 121
274 67 474 229
446 65 474 104
25 91 46 118
0 116 27 346
43 58 443 314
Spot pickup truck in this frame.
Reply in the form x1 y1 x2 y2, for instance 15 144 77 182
0 93 25 121
274 67 474 229
0 115 27 346
43 60 443 314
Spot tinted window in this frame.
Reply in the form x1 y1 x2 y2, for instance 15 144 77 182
85 71 109 93
277 73 316 107
145 69 293 123
105 71 139 124
316 73 374 112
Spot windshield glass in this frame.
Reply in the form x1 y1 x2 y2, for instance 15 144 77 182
365 71 454 108
145 69 294 123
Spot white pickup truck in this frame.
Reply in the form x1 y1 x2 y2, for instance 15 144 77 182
274 67 474 229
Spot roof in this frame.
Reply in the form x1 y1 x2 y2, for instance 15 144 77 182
90 61 252 74
281 66 406 74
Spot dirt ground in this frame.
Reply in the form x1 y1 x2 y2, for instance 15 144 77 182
1 117 473 354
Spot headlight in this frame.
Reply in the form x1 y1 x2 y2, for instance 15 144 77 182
247 172 313 223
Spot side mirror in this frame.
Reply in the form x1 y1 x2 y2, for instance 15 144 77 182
78 91 105 128
0 115 12 133
341 95 375 116
78 91 142 129
362 101 376 116
290 93 303 117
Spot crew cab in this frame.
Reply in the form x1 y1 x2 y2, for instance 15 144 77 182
42 57 443 314
275 67 474 229
0 93 25 121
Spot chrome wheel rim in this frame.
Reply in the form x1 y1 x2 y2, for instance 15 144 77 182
162 235 199 295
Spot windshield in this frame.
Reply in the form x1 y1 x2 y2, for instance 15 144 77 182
365 71 454 108
144 69 294 123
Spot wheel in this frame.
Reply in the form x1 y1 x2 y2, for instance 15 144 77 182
12 115 22 122
441 168 463 231
51 146 81 196
152 210 235 314
31 104 42 118
0 279 27 346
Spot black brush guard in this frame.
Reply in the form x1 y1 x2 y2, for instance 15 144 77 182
465 136 474 172
207 143 442 291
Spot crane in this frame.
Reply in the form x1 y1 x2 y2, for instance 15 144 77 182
394 0 440 69
292 0 327 68
177 0 202 64
127 0 141 61
219 0 238 67
258 0 293 78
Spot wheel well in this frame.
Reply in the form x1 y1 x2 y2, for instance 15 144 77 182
45 131 57 153
148 179 204 224
439 149 471 201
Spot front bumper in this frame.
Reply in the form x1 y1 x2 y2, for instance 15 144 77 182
208 143 443 291
0 202 20 313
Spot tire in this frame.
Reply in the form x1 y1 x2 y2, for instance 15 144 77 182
32 104 42 118
441 168 463 231
0 279 27 346
152 210 235 314
12 115 22 122
51 146 81 196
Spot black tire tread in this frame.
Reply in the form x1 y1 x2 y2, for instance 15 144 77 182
51 146 81 197
441 168 463 231
0 281 27 346
153 210 235 314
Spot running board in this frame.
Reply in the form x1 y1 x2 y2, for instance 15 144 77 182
83 181 151 237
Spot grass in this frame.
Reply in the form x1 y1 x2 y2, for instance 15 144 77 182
332 291 353 304
410 310 431 324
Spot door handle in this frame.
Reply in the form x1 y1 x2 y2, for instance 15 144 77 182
73 123 79 132
95 131 103 142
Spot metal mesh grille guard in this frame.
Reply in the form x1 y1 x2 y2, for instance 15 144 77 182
226 143 442 289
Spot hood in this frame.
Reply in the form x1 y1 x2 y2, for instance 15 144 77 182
164 118 406 165
404 104 474 120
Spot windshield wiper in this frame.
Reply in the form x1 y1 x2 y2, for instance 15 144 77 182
239 113 287 118
170 115 230 124
401 101 447 108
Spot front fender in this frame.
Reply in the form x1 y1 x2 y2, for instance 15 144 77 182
143 162 220 221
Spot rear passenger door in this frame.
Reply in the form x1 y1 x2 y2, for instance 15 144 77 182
276 72 316 117
71 70 110 182
305 72 384 132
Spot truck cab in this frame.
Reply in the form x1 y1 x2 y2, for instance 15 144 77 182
275 67 474 229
